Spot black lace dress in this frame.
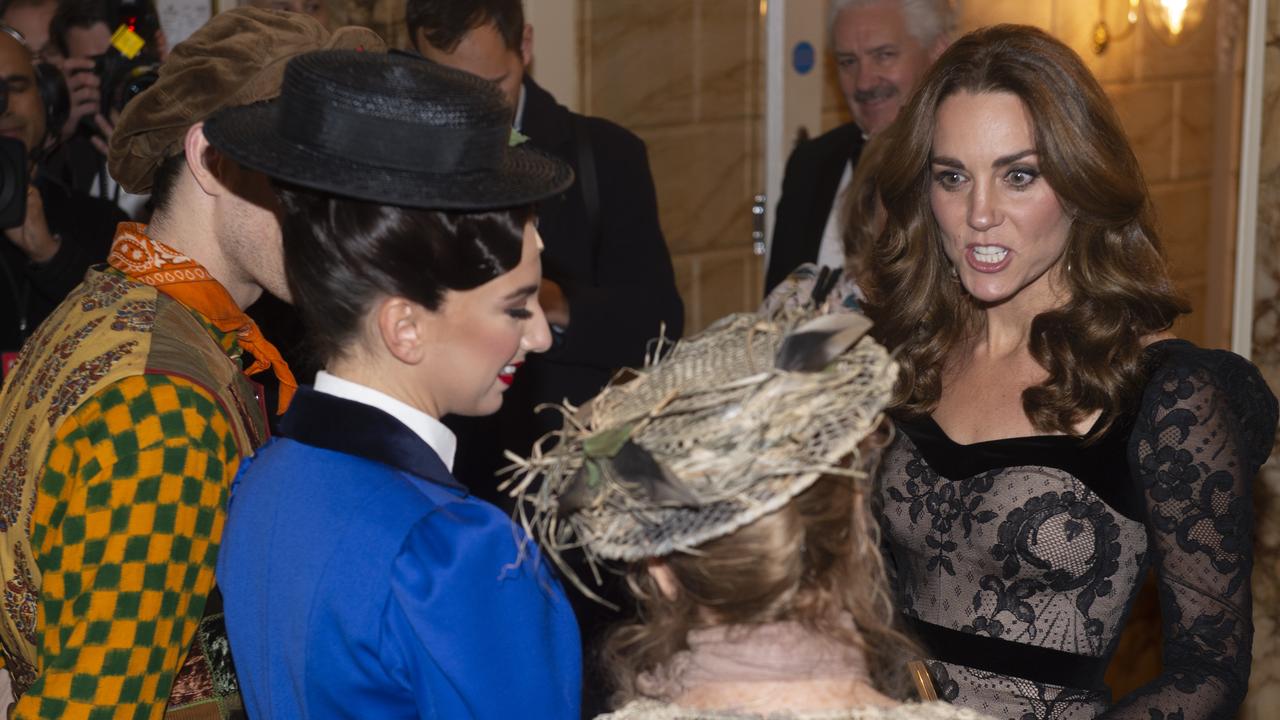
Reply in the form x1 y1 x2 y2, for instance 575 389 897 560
875 340 1278 720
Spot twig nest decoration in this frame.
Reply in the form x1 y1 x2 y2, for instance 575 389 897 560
503 303 898 600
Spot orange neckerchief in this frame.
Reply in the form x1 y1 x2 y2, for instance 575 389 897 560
107 222 296 414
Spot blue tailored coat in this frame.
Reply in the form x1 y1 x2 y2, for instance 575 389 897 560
217 387 582 719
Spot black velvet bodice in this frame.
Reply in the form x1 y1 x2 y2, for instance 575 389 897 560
875 340 1278 720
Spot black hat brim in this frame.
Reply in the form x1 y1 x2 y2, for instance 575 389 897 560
203 101 574 210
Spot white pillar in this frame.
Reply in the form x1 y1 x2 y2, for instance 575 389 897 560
1233 0 1268 356
525 0 582 113
764 0 827 259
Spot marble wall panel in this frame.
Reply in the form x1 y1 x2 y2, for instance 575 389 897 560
1248 161 1280 714
1136 0 1219 81
1248 459 1280 717
1107 82 1177 183
1175 78 1216 181
669 249 762 333
1049 0 1139 84
672 255 699 331
751 115 764 191
748 252 765 302
1151 180 1211 346
1170 279 1209 347
1150 182 1211 280
578 0 764 333
639 122 754 256
697 0 759 123
1260 34 1280 178
958 0 1052 32
585 0 696 128
697 251 755 329
1157 179 1213 348
333 0 405 48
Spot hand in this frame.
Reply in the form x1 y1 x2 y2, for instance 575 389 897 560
88 109 120 157
539 278 571 329
58 58 101 143
4 185 59 264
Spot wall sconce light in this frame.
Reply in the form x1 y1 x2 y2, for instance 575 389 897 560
1146 0 1208 45
1092 0 1208 54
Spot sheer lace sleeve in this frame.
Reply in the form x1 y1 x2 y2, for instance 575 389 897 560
1104 346 1278 719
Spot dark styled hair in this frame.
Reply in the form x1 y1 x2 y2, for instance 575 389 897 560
863 24 1188 436
406 0 524 54
275 182 533 365
147 152 184 219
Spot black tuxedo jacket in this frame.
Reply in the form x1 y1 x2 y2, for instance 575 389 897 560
763 121 865 294
520 77 683 376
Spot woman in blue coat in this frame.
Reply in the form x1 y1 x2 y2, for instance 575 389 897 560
206 50 581 718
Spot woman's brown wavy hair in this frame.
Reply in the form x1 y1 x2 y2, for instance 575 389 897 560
603 436 921 705
862 24 1188 436
841 131 893 284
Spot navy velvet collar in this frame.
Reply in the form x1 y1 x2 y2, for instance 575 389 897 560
279 386 467 495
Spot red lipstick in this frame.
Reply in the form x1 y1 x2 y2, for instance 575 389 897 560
498 361 523 387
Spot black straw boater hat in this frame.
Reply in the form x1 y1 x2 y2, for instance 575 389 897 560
203 49 573 209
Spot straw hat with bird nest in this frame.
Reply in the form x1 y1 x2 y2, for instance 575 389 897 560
503 276 898 601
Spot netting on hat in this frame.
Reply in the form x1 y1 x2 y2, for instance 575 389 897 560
503 308 898 598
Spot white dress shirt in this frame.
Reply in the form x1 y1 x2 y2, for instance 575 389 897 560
312 370 457 472
815 160 855 272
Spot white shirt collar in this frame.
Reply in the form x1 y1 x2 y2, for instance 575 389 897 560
313 370 457 472
514 83 527 131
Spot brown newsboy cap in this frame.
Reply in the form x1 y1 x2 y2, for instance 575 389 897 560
108 7 385 194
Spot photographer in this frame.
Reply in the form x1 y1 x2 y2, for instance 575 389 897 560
0 24 125 373
43 0 159 215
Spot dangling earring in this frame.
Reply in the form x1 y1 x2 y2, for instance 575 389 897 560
948 264 959 282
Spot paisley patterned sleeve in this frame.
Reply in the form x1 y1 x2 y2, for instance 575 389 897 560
1105 347 1278 719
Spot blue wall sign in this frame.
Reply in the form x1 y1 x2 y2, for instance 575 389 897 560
793 41 815 75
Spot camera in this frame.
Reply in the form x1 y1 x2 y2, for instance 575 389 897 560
90 48 159 118
101 0 162 113
0 78 29 229
76 0 161 127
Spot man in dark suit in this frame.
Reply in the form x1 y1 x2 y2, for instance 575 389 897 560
764 0 952 294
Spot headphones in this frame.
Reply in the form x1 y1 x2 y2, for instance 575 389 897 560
0 23 71 153
33 62 68 149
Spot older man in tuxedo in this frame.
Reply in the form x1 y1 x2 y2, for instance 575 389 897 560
764 0 952 294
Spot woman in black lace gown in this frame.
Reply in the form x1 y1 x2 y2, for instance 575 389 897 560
861 25 1279 720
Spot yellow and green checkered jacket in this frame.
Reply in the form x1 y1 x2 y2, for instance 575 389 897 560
0 268 266 719
21 374 238 719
